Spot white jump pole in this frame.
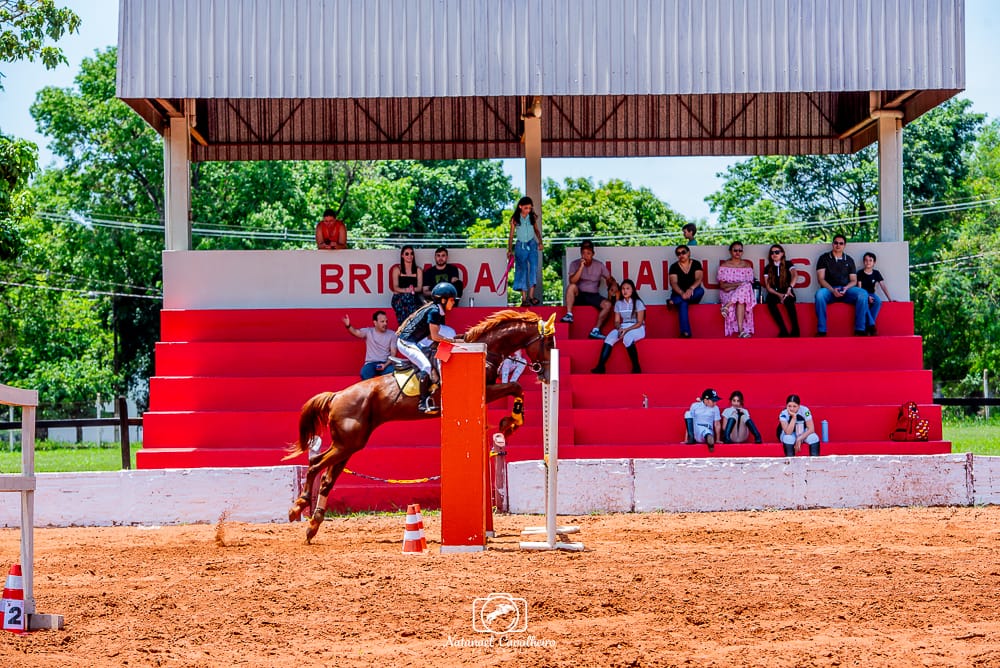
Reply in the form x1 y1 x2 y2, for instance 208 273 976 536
0 383 63 630
520 348 584 551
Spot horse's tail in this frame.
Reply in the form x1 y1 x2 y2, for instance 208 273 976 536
284 391 337 460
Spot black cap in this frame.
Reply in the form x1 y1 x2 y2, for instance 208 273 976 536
701 388 720 401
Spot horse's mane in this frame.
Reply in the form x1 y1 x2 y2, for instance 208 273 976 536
463 310 541 343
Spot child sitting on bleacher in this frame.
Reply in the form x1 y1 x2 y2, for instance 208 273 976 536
777 394 821 456
684 388 722 452
721 390 763 444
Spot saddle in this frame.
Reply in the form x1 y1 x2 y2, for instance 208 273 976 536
388 356 440 398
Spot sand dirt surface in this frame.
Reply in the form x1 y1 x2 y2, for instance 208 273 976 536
2 507 999 667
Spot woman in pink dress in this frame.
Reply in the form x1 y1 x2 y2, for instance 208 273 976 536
717 241 756 337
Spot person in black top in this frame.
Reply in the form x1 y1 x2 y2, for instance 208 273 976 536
762 244 800 337
390 245 424 325
667 245 704 338
857 251 893 335
814 235 868 336
396 282 458 414
422 247 465 303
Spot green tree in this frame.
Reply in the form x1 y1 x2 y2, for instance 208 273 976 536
0 131 35 259
0 0 80 89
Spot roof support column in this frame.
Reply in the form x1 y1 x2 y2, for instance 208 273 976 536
523 101 543 294
163 113 192 251
875 110 905 242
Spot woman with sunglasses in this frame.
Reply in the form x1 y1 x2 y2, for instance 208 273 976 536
667 245 704 338
717 241 756 338
762 244 800 337
389 245 424 325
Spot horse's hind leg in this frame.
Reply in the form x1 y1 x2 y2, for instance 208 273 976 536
288 439 327 522
305 458 350 544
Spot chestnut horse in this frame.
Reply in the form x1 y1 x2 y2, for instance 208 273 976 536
286 310 557 543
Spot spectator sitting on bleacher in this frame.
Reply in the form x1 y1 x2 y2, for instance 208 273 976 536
390 245 424 325
722 390 763 444
857 252 893 336
778 394 821 456
561 240 617 340
343 311 398 380
591 279 645 374
684 388 722 452
423 247 465 304
717 241 756 338
762 244 801 337
814 234 868 337
668 245 704 338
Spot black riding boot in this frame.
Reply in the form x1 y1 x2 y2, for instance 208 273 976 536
782 441 795 457
723 418 736 444
591 343 613 374
684 417 696 445
417 372 438 414
809 441 821 456
747 419 763 444
625 343 641 374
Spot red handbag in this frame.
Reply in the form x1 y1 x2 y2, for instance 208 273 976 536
889 401 930 441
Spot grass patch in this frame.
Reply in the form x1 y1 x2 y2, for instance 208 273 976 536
943 417 1000 456
0 440 141 473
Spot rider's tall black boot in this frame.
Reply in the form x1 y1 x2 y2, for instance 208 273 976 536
591 343 613 374
809 441 821 457
783 440 795 457
417 372 438 414
625 343 641 374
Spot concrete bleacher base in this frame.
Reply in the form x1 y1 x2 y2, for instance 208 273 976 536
2 456 998 528
508 454 1000 515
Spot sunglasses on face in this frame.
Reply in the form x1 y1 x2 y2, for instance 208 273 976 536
770 250 782 254
676 250 689 256
833 241 845 246
732 248 744 253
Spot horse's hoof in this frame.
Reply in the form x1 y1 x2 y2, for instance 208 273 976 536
288 508 301 522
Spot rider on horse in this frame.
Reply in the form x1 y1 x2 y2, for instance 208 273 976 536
396 282 459 414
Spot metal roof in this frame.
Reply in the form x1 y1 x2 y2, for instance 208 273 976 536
117 0 965 160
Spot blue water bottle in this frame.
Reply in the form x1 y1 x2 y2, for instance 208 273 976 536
821 419 829 443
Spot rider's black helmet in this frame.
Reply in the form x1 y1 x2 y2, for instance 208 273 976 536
431 282 458 304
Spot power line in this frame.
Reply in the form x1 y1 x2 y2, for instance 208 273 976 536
0 281 162 300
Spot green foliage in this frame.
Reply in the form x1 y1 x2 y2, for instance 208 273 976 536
0 0 80 89
0 131 36 259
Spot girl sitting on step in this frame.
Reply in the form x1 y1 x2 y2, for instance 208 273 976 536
777 394 821 456
590 279 646 374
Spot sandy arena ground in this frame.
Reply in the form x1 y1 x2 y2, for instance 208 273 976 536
1 507 999 667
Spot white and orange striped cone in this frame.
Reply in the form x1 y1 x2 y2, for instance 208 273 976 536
2 564 27 634
401 503 428 554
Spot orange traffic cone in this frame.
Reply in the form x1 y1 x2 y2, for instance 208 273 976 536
402 504 428 554
2 564 26 634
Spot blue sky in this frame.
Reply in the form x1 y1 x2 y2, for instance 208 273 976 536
1 0 997 223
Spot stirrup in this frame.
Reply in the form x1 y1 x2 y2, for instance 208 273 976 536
419 397 439 414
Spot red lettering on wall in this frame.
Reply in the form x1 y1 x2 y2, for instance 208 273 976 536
701 260 718 290
320 264 343 294
633 260 657 291
473 262 496 292
349 264 373 294
792 258 811 288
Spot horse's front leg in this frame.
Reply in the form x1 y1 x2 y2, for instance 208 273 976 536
486 382 524 437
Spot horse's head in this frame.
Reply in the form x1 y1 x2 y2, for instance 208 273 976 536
464 311 557 383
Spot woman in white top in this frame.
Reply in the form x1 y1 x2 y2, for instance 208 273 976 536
778 393 821 456
591 279 646 374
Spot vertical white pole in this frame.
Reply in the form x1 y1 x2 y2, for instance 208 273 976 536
21 403 36 615
545 349 559 547
985 369 990 420
7 405 12 451
164 114 192 251
876 110 905 242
